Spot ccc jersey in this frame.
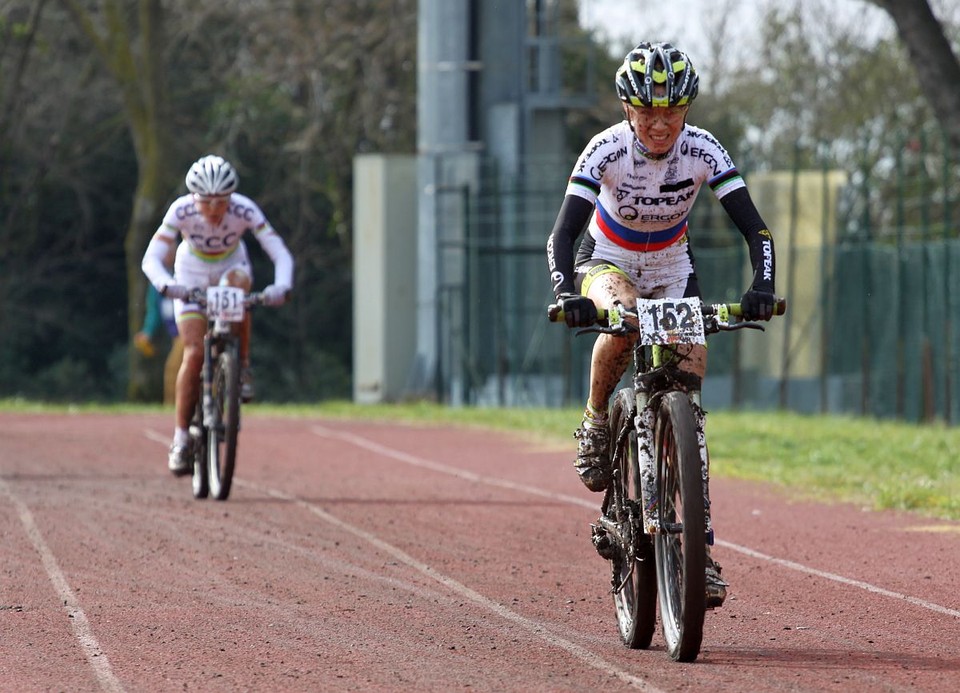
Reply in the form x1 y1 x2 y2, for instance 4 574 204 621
566 120 745 258
158 192 269 262
142 192 293 293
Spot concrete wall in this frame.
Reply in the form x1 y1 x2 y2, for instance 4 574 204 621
740 169 848 380
352 154 418 403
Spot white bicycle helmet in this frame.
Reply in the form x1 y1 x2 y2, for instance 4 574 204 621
185 155 239 196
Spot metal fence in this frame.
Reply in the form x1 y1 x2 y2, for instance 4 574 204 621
431 128 959 422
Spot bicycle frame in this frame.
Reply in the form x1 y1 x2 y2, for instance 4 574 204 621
632 343 712 540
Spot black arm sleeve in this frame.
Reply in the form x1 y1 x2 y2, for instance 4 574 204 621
719 187 776 292
546 195 594 298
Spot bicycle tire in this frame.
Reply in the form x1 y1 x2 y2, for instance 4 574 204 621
609 388 658 649
207 342 240 501
653 390 706 662
190 403 209 500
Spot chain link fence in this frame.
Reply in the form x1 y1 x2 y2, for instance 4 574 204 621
430 127 958 422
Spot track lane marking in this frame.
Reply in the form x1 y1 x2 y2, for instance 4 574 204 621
235 477 663 691
147 426 662 689
0 477 125 693
310 424 960 621
716 539 960 618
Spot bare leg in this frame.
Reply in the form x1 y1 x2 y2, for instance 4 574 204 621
584 271 640 413
174 319 206 429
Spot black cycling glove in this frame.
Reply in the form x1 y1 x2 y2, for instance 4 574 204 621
557 293 598 328
740 289 776 321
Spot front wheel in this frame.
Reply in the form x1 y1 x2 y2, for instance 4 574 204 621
190 404 209 500
609 388 657 649
208 343 241 501
654 391 706 662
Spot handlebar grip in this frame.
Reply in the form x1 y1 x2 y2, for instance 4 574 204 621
546 304 608 324
726 297 787 318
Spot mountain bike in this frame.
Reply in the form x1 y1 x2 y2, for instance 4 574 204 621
548 296 785 662
186 285 265 501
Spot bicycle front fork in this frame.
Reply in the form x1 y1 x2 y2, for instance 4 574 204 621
201 334 215 427
634 389 714 543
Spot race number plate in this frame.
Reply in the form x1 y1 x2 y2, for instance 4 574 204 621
636 297 705 346
206 286 245 323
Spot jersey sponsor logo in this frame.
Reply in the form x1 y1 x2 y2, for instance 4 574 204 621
228 201 257 221
188 231 240 251
174 202 200 220
583 145 628 180
761 236 774 282
550 270 564 293
622 188 696 211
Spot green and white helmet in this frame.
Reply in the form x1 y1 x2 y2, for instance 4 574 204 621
615 42 699 108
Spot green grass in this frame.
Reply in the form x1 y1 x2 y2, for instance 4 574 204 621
3 398 960 521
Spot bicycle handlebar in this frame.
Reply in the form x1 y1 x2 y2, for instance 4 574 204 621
546 297 787 332
186 287 268 307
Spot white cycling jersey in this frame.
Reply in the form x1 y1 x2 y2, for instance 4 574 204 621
566 120 745 264
142 192 294 295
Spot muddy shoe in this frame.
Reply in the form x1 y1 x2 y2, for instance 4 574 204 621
573 423 610 492
591 523 616 560
705 555 728 609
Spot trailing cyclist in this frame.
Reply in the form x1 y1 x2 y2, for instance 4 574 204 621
141 155 294 476
545 42 777 608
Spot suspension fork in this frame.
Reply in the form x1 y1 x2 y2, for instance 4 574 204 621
689 392 714 545
202 332 215 427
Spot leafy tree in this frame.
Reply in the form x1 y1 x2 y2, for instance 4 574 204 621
0 0 416 402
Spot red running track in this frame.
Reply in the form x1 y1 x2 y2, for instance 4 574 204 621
1 411 959 692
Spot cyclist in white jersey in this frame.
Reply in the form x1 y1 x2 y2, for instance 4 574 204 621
141 155 294 476
546 42 777 607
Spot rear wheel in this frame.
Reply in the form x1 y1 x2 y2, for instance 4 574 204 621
609 388 657 649
654 391 706 662
208 343 241 501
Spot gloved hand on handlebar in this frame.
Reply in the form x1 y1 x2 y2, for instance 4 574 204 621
161 284 190 300
740 289 776 321
262 284 290 306
557 293 598 328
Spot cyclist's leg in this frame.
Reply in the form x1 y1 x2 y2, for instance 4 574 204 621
569 261 638 491
218 265 252 363
174 317 206 430
647 240 706 381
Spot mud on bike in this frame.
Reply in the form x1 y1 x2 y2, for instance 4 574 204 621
549 296 786 662
184 285 267 502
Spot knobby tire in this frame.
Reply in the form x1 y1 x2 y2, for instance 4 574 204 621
208 343 240 501
654 391 706 662
609 389 657 649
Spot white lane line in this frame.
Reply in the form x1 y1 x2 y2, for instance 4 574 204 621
0 477 125 693
310 425 596 510
146 427 661 689
235 478 663 692
717 539 960 618
311 424 960 621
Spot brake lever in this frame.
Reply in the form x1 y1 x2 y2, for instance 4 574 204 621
718 321 766 332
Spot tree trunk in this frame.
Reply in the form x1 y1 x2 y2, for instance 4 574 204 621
60 0 179 400
869 0 960 152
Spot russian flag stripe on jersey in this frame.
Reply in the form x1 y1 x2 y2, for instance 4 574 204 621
595 202 688 251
